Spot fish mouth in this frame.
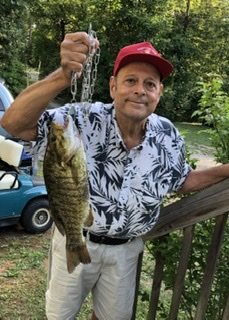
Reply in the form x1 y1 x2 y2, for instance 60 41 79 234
63 115 71 128
62 114 81 162
63 114 76 135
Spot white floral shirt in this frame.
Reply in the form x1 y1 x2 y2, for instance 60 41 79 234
36 102 191 238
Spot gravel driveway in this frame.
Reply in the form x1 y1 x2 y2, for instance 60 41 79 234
194 153 218 169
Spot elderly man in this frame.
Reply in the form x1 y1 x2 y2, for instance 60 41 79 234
1 32 229 320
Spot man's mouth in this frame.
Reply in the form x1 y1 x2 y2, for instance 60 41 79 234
128 100 146 105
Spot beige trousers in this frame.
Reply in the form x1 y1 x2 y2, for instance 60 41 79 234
46 228 144 320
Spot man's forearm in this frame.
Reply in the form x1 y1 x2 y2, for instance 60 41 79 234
1 68 70 141
180 164 229 193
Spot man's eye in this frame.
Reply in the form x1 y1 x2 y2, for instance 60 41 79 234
145 81 156 90
125 78 136 85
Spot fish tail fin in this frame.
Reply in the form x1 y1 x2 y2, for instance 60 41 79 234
66 249 80 273
66 245 91 273
54 220 65 236
78 244 91 264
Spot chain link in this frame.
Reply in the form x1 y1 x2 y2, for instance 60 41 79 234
70 72 78 102
70 24 100 108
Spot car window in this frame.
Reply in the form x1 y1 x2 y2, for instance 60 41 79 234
0 98 4 111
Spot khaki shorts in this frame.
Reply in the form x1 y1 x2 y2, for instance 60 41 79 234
46 227 144 320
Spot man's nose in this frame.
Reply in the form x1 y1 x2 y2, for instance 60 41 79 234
134 82 146 95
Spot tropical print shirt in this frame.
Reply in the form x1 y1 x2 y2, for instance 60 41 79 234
36 102 191 238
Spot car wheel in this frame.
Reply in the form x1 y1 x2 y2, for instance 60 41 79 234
20 198 52 234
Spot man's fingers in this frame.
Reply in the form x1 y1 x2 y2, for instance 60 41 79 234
64 32 89 46
61 59 84 75
60 31 100 80
61 40 88 56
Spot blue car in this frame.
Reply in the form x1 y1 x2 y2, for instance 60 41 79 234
0 166 52 234
0 81 52 233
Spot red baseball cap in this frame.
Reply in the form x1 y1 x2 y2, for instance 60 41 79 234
113 41 173 80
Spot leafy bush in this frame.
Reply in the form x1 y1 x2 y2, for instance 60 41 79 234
193 74 229 163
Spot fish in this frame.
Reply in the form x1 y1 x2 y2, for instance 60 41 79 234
43 114 93 273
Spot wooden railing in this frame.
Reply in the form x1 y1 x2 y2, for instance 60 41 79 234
132 178 229 320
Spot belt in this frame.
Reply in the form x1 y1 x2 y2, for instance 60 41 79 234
83 230 133 245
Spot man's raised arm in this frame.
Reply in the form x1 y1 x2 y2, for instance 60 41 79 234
0 32 95 141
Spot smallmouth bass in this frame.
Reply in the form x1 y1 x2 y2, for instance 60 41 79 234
43 114 93 273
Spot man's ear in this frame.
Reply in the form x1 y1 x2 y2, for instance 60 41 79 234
109 76 117 100
160 83 164 96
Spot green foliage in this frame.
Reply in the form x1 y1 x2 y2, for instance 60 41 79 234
154 0 229 121
144 219 229 319
193 75 229 163
1 0 228 115
1 58 27 95
0 0 29 94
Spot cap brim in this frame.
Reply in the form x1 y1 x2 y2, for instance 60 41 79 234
114 53 173 80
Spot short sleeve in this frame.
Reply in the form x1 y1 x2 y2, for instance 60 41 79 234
169 131 192 192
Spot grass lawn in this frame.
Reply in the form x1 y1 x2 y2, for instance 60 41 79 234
175 122 215 156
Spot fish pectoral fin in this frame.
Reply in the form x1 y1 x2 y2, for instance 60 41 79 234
84 207 94 227
60 161 66 168
65 153 75 165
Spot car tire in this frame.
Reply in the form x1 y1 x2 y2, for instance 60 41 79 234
20 198 52 234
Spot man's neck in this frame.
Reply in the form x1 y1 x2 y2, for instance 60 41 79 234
117 118 146 150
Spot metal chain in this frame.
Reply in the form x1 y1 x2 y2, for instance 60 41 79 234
70 24 100 106
81 26 100 103
70 72 78 103
80 51 100 106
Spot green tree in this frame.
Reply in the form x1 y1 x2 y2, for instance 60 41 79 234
154 0 229 120
0 0 30 94
1 0 228 116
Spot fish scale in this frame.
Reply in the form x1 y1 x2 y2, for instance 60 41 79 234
43 114 93 273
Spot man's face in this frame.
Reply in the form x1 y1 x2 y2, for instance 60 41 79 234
110 62 163 123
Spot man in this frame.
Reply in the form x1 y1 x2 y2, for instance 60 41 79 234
1 32 229 320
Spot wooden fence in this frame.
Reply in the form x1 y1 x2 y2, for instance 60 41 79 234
131 178 229 320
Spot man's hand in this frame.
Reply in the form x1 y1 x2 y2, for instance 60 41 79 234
60 32 99 81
